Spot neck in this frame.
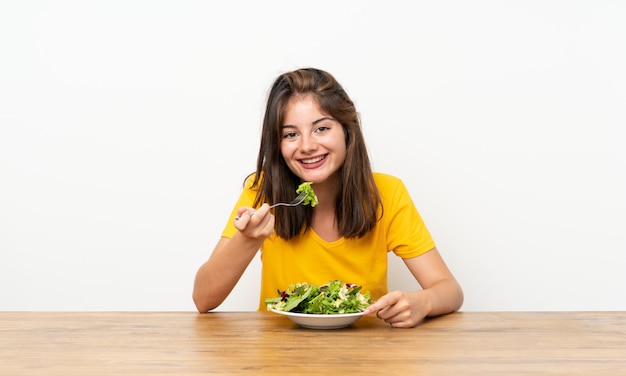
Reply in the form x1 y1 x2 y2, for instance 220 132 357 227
309 174 340 211
309 175 342 242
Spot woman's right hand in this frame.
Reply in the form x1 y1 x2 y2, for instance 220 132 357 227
233 203 275 240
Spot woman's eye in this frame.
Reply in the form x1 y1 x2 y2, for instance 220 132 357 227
283 132 298 139
315 126 330 133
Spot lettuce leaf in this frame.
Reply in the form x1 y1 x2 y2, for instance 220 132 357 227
266 280 371 314
296 182 318 207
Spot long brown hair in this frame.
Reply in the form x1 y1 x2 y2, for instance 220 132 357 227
251 68 381 239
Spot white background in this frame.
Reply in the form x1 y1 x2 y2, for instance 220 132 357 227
1 1 625 312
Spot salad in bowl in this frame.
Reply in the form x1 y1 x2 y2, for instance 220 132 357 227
265 280 372 329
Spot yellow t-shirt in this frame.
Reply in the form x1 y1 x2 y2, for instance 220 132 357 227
221 172 436 310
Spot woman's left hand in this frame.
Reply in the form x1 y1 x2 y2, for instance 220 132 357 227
363 290 430 328
364 248 463 328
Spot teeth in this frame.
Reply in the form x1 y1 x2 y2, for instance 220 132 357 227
301 155 325 164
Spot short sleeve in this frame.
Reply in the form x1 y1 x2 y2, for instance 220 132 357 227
221 177 258 239
376 174 436 259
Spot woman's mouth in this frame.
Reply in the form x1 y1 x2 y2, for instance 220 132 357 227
300 155 326 164
298 154 327 168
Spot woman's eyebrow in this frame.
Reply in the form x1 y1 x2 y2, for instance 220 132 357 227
312 117 335 125
282 117 335 128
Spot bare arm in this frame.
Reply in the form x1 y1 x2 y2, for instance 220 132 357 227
192 204 274 312
364 247 463 327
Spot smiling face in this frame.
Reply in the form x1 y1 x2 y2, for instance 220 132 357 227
280 94 347 186
255 68 379 240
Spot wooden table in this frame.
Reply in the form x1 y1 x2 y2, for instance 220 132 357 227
1 311 625 375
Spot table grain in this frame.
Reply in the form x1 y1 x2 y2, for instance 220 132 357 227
1 311 625 375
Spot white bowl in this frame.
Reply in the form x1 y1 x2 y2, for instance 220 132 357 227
269 308 364 329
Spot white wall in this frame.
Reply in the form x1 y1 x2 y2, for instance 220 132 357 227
1 1 624 312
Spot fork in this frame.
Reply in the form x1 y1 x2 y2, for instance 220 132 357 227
234 191 308 220
268 191 308 209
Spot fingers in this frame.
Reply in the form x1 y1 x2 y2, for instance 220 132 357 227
234 204 274 239
233 207 254 230
252 204 273 230
233 211 251 231
363 292 397 316
364 291 423 328
234 206 255 221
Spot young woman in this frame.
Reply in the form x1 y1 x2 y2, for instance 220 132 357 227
193 68 463 327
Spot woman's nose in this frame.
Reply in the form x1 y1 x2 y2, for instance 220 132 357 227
300 134 318 152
